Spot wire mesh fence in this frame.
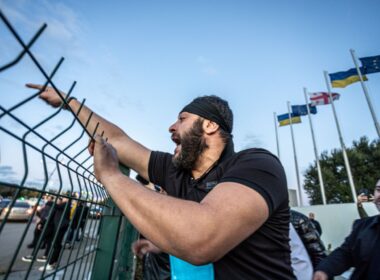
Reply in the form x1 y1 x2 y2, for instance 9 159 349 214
0 9 136 280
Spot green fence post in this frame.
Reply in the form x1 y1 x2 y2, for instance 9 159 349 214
91 165 139 280
90 198 123 280
112 217 140 280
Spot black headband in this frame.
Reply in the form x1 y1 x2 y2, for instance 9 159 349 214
180 99 232 133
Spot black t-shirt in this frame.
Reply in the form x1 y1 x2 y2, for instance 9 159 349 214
148 144 295 279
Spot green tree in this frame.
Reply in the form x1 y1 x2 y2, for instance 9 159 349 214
304 136 380 205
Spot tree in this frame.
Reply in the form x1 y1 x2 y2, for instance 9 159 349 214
304 136 380 205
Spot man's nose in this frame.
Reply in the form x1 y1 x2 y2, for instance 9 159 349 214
169 122 177 133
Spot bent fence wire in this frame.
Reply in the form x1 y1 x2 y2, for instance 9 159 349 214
0 10 132 280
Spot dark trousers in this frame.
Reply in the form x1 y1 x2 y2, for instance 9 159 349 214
31 224 42 247
30 222 48 247
44 225 68 265
30 223 52 257
66 227 80 243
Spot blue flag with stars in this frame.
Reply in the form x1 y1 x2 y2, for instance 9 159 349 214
360 55 380 74
291 104 317 116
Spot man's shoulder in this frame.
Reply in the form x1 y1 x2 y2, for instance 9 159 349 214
234 148 280 162
149 151 175 170
238 147 275 155
229 148 284 173
353 215 379 229
151 150 173 160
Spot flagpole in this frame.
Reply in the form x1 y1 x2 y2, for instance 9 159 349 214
323 71 358 203
287 101 303 206
303 87 327 205
350 49 380 138
273 112 281 160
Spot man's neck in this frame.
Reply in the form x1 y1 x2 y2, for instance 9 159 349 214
191 141 225 180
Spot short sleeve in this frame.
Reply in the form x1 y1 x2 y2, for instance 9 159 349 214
219 150 288 215
148 151 174 192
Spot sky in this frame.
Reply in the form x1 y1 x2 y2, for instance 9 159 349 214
0 0 379 204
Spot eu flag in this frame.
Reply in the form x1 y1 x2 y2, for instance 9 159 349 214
291 104 317 116
360 55 380 74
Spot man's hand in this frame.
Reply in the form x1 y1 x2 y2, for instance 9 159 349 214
93 135 120 183
313 271 328 280
357 193 369 204
132 239 162 259
26 83 66 108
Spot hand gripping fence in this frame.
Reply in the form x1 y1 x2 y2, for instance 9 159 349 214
0 9 138 280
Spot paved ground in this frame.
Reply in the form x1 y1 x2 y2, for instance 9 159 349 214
0 220 99 280
0 221 353 280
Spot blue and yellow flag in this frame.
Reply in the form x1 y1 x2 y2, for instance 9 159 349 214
360 55 380 74
277 113 301 127
329 68 367 88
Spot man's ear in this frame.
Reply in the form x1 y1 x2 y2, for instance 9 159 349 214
203 119 219 134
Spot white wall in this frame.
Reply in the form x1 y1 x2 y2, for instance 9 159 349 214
293 202 378 251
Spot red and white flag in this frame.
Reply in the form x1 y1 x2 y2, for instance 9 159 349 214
309 92 340 106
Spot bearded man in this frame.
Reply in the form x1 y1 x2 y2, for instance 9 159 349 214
29 84 295 279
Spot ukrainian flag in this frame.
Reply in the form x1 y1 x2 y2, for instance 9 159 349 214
277 113 301 127
329 68 367 88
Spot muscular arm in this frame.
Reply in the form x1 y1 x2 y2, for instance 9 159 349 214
94 137 269 265
27 84 151 179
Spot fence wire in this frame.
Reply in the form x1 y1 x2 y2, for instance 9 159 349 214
0 9 115 280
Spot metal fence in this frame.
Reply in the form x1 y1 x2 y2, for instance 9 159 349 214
0 9 138 280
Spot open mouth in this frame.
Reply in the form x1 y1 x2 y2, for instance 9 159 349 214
171 134 181 154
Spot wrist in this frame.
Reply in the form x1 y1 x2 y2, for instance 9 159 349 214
63 96 77 110
99 168 123 185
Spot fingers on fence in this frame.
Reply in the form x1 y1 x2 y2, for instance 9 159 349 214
0 12 110 279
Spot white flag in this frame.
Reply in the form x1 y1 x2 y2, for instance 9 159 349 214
309 92 340 106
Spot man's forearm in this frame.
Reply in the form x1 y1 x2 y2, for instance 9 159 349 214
69 100 151 177
357 203 368 218
102 171 220 264
68 99 125 140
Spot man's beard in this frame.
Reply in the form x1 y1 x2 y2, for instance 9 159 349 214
172 119 208 170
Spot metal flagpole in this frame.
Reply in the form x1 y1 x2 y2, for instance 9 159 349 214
303 87 327 205
287 101 303 206
350 49 380 138
323 71 358 203
274 112 281 160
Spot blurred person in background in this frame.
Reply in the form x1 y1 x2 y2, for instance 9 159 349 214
22 195 54 262
308 212 322 237
38 196 71 271
314 179 380 280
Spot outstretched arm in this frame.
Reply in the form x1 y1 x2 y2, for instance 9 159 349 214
27 83 151 179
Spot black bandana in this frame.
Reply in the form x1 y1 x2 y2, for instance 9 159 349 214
181 99 232 133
